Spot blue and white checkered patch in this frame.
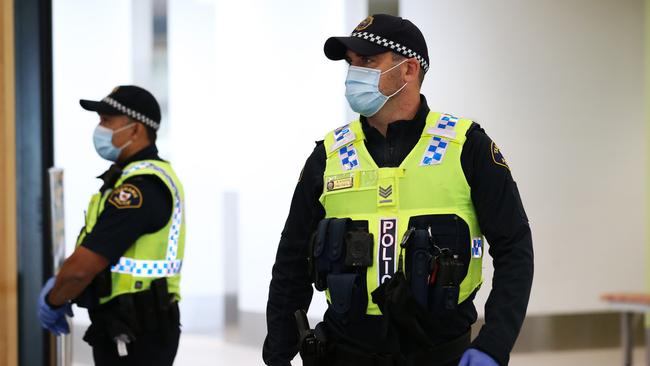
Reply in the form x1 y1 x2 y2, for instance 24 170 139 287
330 124 357 152
472 237 483 258
339 144 360 170
334 125 351 142
420 136 449 166
111 162 184 277
112 258 183 277
437 114 459 130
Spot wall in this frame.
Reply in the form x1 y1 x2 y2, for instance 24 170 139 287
166 0 368 324
0 0 18 364
400 0 646 315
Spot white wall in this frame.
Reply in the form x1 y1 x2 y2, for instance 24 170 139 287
53 0 134 257
203 0 367 318
400 0 647 315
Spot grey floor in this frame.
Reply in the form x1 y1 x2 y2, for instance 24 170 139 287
70 331 647 365
175 335 647 366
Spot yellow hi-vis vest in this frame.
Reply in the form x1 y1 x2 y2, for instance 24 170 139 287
76 160 186 304
319 112 483 316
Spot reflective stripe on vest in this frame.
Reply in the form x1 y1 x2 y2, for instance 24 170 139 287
110 161 183 277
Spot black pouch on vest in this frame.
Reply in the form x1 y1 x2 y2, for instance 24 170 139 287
312 219 333 291
326 273 366 322
327 218 350 273
405 229 434 309
344 229 373 268
407 214 470 313
437 250 465 310
325 218 368 321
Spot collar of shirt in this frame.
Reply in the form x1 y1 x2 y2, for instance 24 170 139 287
97 144 161 192
360 94 430 167
117 144 161 168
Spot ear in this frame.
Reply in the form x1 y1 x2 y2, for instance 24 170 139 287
133 122 146 140
403 58 420 84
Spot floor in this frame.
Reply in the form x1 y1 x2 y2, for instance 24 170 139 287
173 335 647 365
64 332 643 366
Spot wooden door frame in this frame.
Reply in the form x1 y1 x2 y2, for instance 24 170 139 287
0 0 18 364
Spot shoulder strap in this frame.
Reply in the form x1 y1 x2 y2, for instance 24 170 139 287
423 111 472 145
324 120 365 157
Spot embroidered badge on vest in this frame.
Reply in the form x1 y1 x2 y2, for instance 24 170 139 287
338 144 360 170
330 124 357 152
108 184 143 209
420 136 449 166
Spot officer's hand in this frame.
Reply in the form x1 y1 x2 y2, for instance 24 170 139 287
458 348 499 366
38 276 74 335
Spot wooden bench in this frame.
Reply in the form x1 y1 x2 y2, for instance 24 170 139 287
601 293 650 366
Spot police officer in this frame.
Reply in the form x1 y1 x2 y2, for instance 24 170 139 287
264 14 533 366
37 85 186 366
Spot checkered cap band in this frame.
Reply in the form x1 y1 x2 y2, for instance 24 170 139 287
102 96 160 131
351 32 429 72
111 162 184 277
420 136 449 166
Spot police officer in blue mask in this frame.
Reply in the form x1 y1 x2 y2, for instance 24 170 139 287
264 14 533 366
38 85 186 366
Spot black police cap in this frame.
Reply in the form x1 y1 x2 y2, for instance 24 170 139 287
324 14 429 73
80 85 162 131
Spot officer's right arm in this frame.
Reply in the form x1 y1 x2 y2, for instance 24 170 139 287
47 246 109 306
263 142 326 366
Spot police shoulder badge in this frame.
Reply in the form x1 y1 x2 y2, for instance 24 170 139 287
108 184 143 209
491 141 510 170
355 16 374 31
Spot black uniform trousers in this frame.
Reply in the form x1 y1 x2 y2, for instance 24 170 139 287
91 327 180 366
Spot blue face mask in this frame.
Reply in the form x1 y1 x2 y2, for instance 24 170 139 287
93 123 135 162
345 59 408 117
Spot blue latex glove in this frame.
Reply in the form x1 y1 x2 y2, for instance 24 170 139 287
458 348 499 366
38 276 73 335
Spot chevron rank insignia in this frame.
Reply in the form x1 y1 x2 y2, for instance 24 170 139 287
378 185 393 203
108 184 143 209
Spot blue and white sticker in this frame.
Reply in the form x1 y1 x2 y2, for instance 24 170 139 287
330 124 357 152
471 237 483 258
378 218 397 286
420 136 449 166
338 144 360 171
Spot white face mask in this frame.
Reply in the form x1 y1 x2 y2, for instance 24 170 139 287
92 123 135 161
344 59 408 117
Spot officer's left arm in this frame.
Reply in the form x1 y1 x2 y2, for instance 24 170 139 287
460 124 534 366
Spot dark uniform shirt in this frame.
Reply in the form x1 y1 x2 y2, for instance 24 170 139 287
81 145 172 264
264 96 533 366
